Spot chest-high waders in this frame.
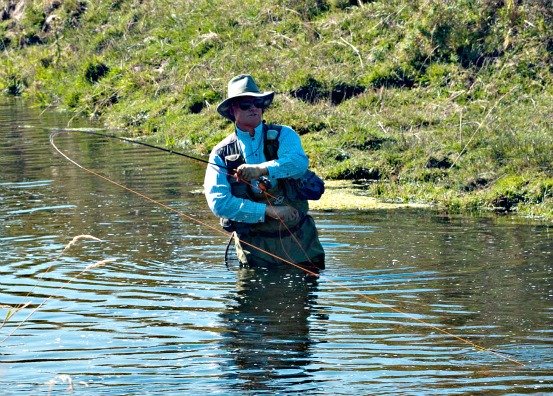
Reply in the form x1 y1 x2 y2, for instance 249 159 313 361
217 123 325 270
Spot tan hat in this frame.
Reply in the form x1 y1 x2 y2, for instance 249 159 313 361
216 74 274 121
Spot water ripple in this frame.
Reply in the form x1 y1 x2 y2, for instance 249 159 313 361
0 105 551 395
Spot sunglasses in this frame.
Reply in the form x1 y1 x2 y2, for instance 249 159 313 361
236 98 271 111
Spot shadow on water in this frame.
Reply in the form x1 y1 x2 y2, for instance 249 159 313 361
220 265 323 394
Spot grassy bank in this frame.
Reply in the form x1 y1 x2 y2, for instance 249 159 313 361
1 0 552 220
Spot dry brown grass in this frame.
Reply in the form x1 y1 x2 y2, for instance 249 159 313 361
62 234 102 253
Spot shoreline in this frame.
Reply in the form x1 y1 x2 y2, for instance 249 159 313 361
309 180 553 224
309 180 431 211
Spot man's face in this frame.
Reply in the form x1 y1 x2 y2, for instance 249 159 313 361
231 96 264 131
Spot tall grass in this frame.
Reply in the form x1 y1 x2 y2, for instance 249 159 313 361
1 0 551 218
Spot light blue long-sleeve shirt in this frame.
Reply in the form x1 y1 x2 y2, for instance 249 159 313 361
204 122 308 223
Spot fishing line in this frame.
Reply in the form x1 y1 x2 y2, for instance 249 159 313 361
262 195 314 266
48 131 320 277
0 235 102 337
0 257 115 344
54 128 315 266
46 130 524 367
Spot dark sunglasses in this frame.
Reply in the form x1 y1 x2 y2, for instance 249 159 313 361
236 98 271 111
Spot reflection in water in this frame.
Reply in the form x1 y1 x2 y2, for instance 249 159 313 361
221 265 322 393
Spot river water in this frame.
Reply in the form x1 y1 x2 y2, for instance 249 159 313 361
0 99 552 395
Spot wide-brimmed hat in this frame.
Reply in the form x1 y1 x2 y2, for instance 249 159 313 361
216 74 274 121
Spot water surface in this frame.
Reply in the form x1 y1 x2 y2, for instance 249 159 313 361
1 100 552 395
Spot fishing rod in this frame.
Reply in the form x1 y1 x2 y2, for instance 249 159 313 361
48 131 320 279
52 128 228 170
52 128 279 193
54 129 319 272
43 130 525 367
69 128 313 264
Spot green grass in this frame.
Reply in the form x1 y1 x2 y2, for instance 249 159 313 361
1 0 552 220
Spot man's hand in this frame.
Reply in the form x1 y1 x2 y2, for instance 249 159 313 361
236 164 267 181
265 205 299 223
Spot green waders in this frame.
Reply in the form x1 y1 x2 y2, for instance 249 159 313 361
232 214 325 270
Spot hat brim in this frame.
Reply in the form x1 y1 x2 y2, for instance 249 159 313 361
216 91 274 121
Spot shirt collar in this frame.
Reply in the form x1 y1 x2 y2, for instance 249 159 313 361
235 122 263 138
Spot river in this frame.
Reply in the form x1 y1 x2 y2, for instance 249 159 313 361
1 99 552 395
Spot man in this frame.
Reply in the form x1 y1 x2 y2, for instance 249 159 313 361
204 74 325 270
